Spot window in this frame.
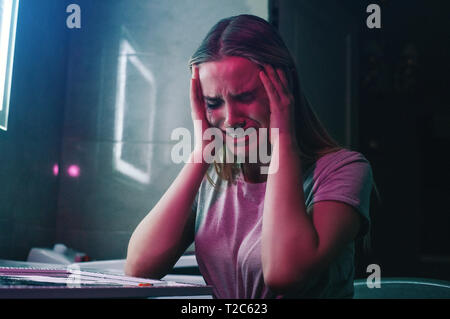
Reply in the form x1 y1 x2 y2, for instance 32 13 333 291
113 36 156 185
0 0 19 131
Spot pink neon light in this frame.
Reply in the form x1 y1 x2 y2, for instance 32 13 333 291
67 165 80 177
52 164 59 176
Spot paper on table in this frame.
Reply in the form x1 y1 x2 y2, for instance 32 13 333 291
0 267 192 287
5 275 99 285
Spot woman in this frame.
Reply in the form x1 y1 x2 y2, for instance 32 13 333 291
125 14 373 298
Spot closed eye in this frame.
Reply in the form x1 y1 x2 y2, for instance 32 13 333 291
205 99 222 109
204 90 255 109
236 93 254 103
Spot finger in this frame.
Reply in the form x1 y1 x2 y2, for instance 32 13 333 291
196 66 205 102
194 64 199 79
190 76 195 104
190 66 200 100
259 70 279 107
191 69 209 125
190 76 199 106
190 78 203 114
263 64 285 99
276 68 289 93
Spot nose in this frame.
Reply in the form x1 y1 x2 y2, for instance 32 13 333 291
223 102 246 129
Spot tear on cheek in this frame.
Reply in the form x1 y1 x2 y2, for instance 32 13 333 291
206 109 213 124
206 112 215 126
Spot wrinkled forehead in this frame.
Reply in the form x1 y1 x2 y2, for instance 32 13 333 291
198 56 261 97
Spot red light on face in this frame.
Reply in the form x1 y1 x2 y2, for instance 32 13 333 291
67 165 80 177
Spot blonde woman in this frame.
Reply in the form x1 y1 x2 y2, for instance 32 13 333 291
126 14 373 298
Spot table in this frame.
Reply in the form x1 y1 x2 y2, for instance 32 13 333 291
0 259 212 299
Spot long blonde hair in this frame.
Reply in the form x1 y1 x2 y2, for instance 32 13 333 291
189 14 342 183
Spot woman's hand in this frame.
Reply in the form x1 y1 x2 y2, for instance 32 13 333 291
190 65 211 155
259 64 298 149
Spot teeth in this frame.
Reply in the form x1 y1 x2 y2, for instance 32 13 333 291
225 128 255 138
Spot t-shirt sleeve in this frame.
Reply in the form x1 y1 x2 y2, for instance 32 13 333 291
308 152 374 238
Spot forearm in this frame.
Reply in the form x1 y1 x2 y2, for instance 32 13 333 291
125 150 209 278
261 134 319 287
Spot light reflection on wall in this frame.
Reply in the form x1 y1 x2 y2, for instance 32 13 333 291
52 164 59 176
113 38 156 185
0 0 19 131
67 164 80 178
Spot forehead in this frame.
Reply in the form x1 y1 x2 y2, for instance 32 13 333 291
198 56 261 96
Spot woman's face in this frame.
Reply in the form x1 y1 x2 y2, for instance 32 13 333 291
198 56 271 159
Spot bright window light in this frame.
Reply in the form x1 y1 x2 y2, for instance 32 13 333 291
113 38 156 185
0 0 19 131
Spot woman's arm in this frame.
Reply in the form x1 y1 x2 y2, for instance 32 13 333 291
259 65 361 293
261 134 361 293
125 152 209 279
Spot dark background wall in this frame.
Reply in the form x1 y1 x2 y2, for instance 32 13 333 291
276 0 450 280
277 0 360 149
355 0 450 280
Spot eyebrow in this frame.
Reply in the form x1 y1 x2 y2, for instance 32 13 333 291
204 88 257 100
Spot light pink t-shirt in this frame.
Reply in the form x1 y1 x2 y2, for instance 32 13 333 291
193 148 373 298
